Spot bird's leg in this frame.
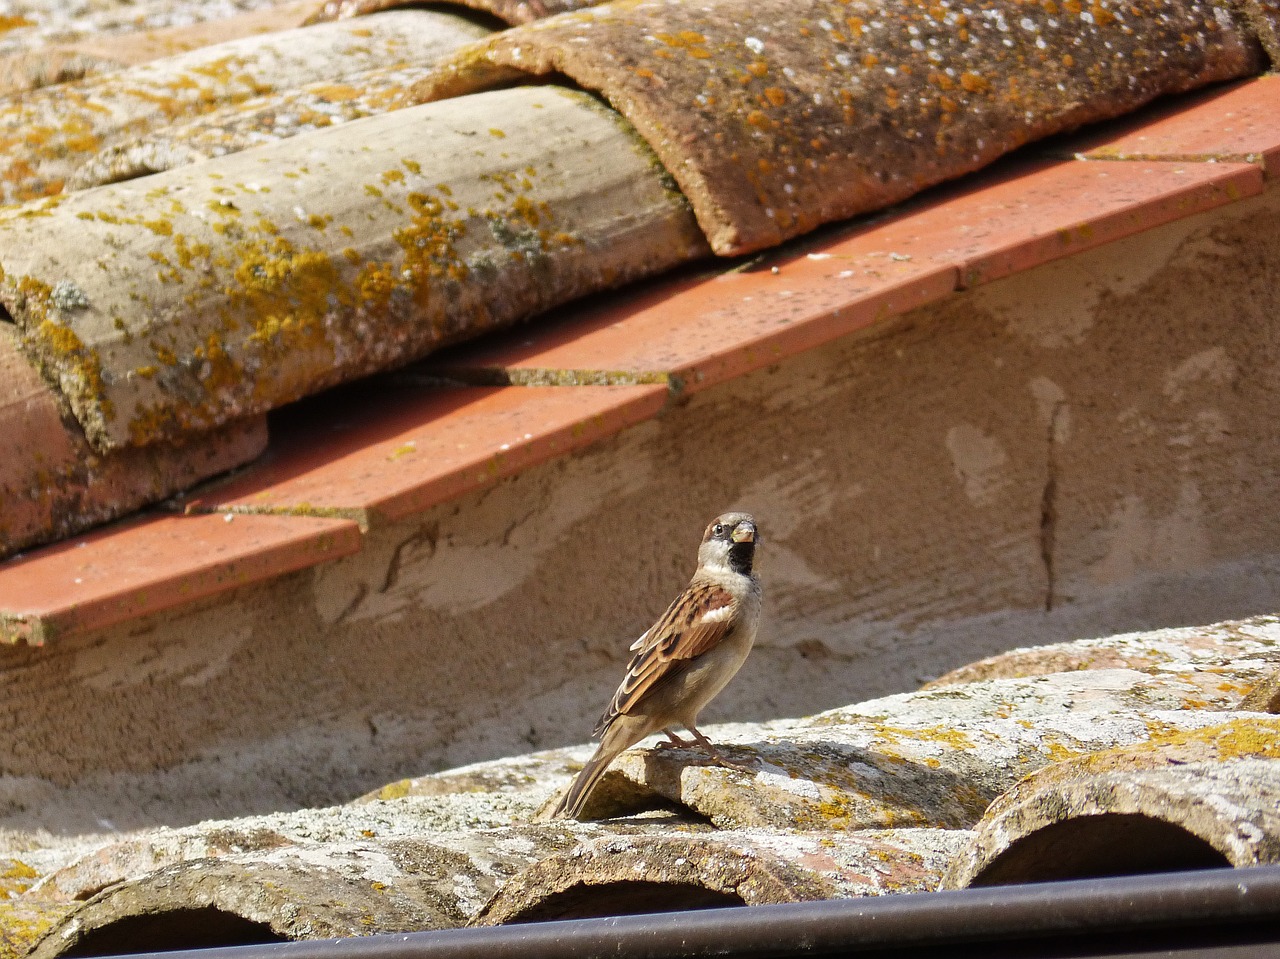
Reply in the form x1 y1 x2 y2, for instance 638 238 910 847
654 728 696 750
686 725 757 771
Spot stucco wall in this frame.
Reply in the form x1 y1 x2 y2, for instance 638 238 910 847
3 182 1279 834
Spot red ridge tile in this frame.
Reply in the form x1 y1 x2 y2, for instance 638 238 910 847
836 158 1263 288
0 513 361 645
189 384 668 522
431 259 956 397
429 157 1259 392
1074 77 1280 176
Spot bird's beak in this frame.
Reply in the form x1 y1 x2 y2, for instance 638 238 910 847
731 525 755 544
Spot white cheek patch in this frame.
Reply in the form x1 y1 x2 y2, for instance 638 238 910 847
698 606 734 625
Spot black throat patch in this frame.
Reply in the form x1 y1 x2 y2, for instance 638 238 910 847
727 540 755 577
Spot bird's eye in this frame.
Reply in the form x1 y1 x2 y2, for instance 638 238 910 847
712 523 725 536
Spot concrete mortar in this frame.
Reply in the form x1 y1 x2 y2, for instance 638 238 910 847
3 183 1280 834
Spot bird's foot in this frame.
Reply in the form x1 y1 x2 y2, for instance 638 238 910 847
654 729 696 750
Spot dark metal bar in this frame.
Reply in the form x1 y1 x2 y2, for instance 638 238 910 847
95 865 1280 959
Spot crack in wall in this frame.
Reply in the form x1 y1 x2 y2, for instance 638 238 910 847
380 522 438 595
1039 403 1067 612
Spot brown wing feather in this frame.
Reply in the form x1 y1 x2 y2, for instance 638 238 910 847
593 582 738 737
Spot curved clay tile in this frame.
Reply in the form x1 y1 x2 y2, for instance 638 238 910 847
414 0 1273 254
0 327 266 560
26 820 691 954
0 86 706 453
473 833 837 923
475 828 969 923
67 57 488 190
22 820 963 953
944 718 1280 886
0 0 286 63
582 676 1271 828
27 844 468 954
31 807 591 905
0 2 320 97
13 621 1280 951
926 617 1280 706
0 10 484 205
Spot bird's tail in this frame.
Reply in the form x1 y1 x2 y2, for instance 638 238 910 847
550 720 642 820
550 746 614 820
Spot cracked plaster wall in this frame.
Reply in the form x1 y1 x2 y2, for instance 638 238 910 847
2 183 1279 833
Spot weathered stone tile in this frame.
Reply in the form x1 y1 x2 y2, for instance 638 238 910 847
928 616 1280 707
946 718 1280 887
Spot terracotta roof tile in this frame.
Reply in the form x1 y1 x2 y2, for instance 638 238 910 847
0 85 699 453
1075 75 1280 176
0 1 320 98
427 154 1260 390
0 328 269 561
188 383 668 523
0 512 360 645
428 255 955 396
58 1 320 68
426 0 1268 255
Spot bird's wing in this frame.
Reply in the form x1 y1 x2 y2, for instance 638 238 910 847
594 582 739 737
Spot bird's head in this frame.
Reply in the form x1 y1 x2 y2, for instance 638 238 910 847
699 512 758 577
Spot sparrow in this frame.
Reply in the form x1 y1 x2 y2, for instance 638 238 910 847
551 511 762 820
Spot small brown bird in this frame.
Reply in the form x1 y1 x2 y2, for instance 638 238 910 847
552 512 762 820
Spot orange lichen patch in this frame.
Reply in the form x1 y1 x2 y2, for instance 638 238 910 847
868 724 976 753
1125 717 1280 762
762 86 786 107
0 898 73 959
2 276 112 424
983 713 1280 785
0 858 36 899
420 0 1269 255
